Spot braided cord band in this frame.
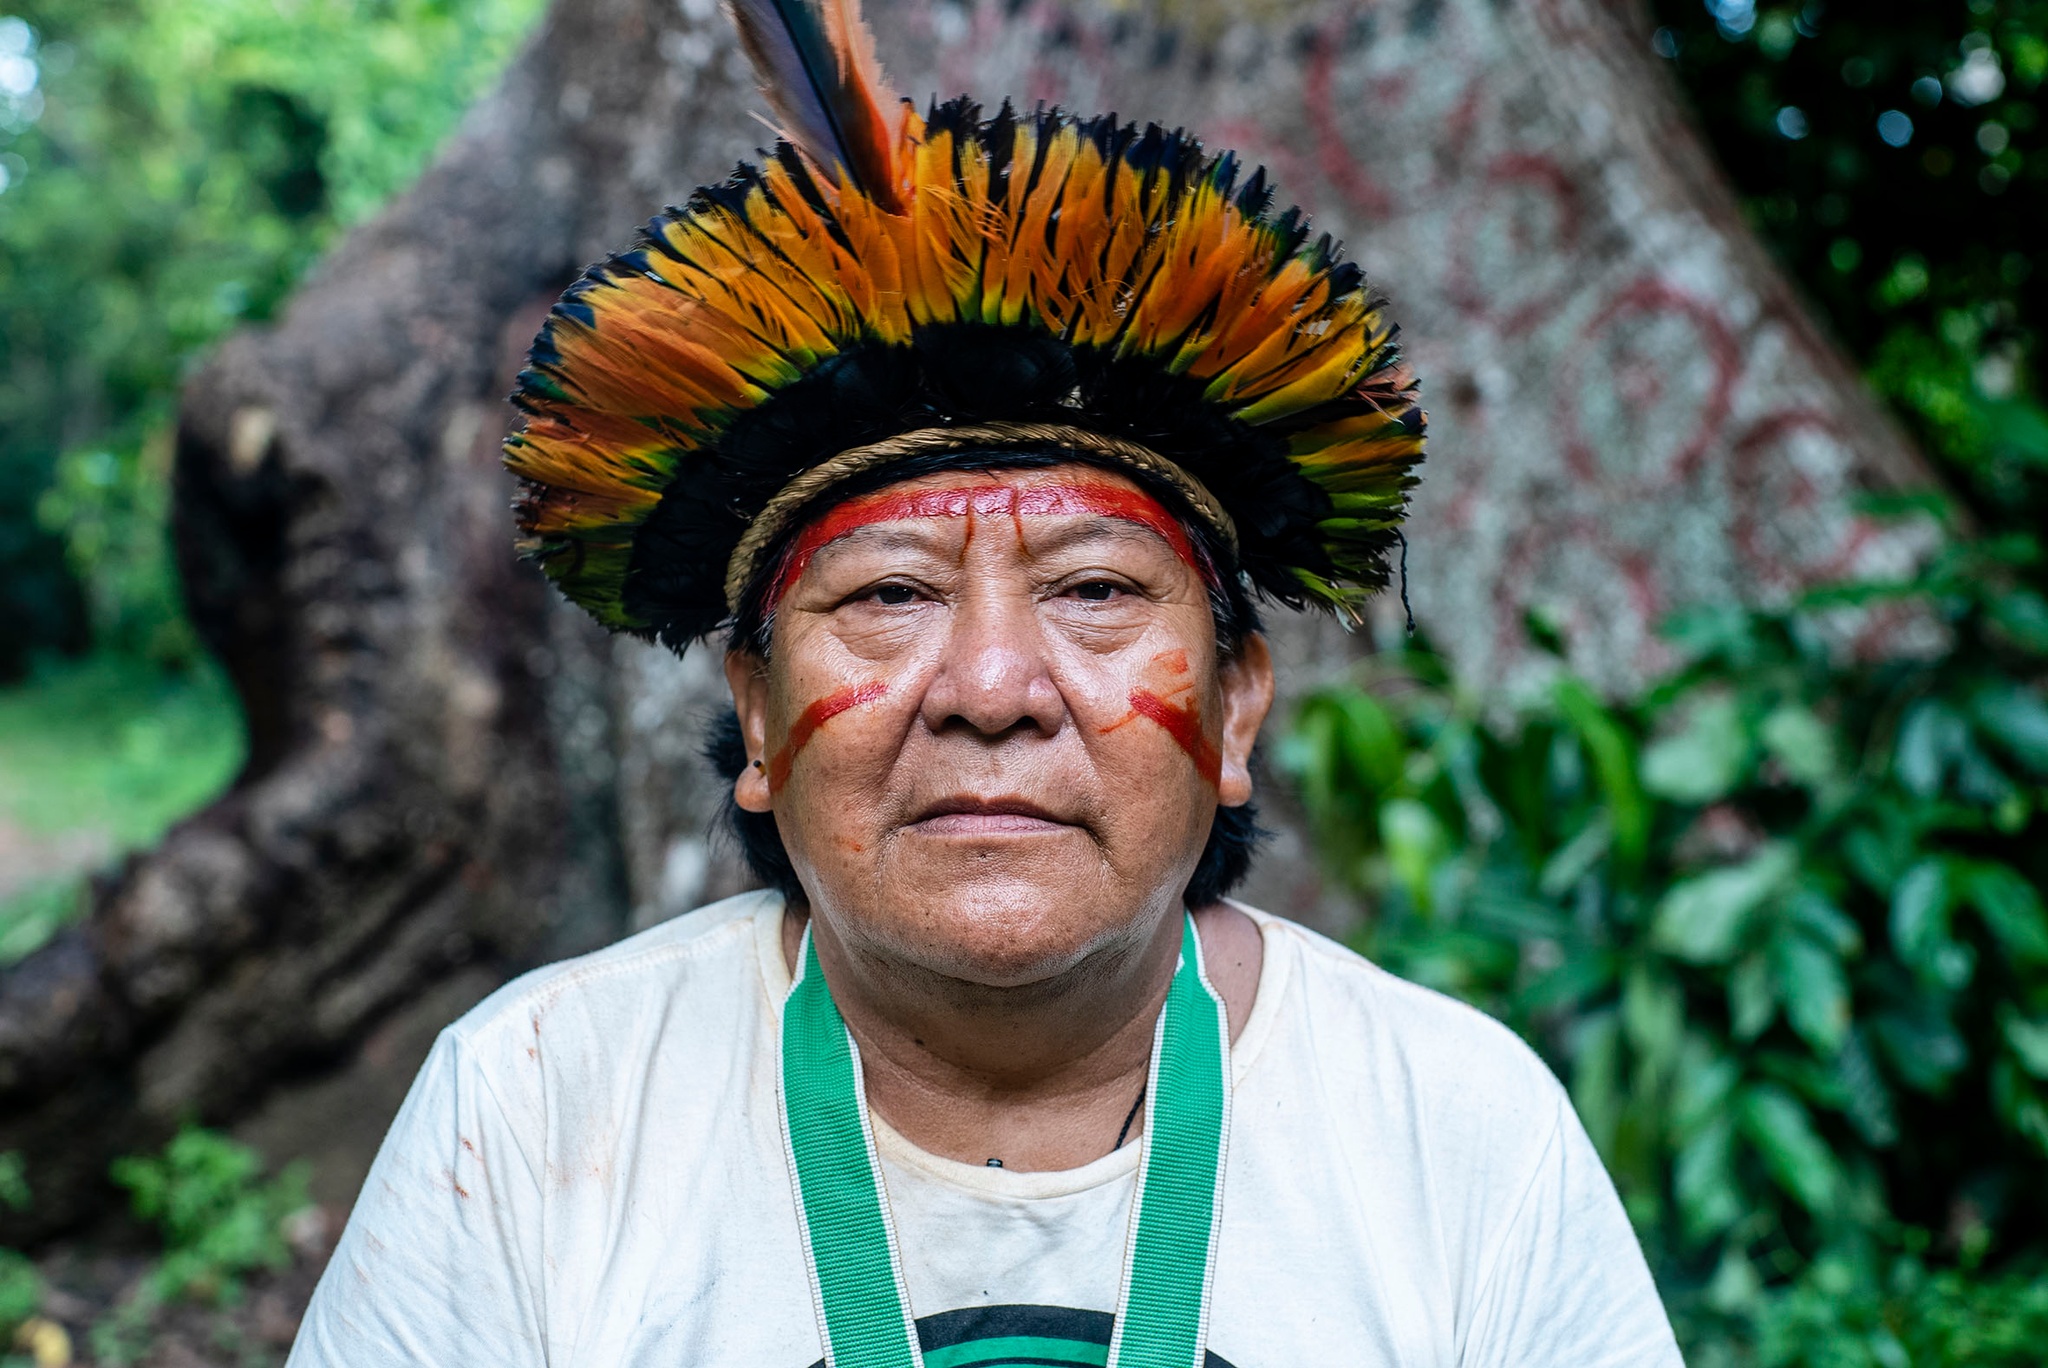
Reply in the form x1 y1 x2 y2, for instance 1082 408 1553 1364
722 422 1241 612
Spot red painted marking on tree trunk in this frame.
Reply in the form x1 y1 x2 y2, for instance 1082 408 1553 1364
764 480 1212 610
1116 688 1221 787
767 681 887 790
1304 27 1395 221
1558 277 1740 491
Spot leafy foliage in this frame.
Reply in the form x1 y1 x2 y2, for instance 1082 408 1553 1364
0 0 546 676
0 1132 310 1363
0 654 245 966
0 653 245 845
0 1248 39 1342
109 1128 312 1308
0 0 541 967
0 1157 33 1343
1382 7 2048 1352
1757 1250 2048 1367
1282 518 2048 1357
1648 1 2048 543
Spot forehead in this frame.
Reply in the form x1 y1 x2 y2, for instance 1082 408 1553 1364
770 463 1205 592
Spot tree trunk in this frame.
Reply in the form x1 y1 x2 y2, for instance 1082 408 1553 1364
0 0 1936 1241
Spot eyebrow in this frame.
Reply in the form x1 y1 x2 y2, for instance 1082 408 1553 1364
1021 516 1181 560
808 522 956 561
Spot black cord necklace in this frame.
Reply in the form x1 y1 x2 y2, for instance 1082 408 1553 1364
1114 1083 1148 1151
984 1082 1150 1168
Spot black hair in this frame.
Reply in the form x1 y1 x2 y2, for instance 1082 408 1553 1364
707 445 1270 909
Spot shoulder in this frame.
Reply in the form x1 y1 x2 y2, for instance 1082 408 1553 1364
1236 903 1568 1153
443 889 781 1073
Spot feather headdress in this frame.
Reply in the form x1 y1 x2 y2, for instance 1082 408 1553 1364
504 0 1425 646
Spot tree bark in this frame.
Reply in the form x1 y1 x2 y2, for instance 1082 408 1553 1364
0 0 1936 1241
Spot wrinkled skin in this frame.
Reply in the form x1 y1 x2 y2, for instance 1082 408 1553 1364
724 463 1273 1168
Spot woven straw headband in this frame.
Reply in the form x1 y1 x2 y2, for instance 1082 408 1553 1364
720 422 1241 612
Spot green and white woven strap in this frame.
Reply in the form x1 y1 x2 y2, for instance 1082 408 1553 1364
779 914 1232 1368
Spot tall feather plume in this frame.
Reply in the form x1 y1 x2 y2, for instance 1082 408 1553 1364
724 0 905 211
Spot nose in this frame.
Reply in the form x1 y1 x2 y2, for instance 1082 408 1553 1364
919 579 1066 739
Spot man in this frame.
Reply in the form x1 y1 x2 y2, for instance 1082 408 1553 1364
288 3 1682 1363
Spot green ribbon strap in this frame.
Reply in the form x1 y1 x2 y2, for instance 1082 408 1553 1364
780 914 1231 1368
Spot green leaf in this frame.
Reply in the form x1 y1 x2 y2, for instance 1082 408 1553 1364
1987 589 2048 652
1671 1038 1742 1139
1842 826 1902 895
1379 798 1450 913
1789 887 1862 957
1642 691 1750 803
2001 1011 2048 1081
1986 393 2048 461
1895 700 1968 798
0 1151 25 1212
1739 1083 1840 1215
0 876 87 967
1673 1115 1743 1240
1963 861 2048 965
1871 1007 1968 1094
1660 603 1758 666
0 1247 43 1333
1890 858 1975 986
1774 932 1851 1055
1523 606 1568 659
1467 877 1568 938
1622 966 1685 1086
1835 1030 1899 1148
1651 843 1798 964
1283 699 1338 814
1552 678 1648 868
1729 952 1778 1041
1761 703 1837 787
1519 949 1617 1014
1970 684 2048 776
1704 1245 1763 1317
1569 1011 1623 1158
1536 814 1611 899
1334 691 1406 793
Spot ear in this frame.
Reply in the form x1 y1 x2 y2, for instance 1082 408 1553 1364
724 649 775 814
1215 632 1274 809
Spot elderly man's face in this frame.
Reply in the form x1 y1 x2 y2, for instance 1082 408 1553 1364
724 464 1273 987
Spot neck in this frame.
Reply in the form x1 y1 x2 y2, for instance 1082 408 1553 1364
781 900 1263 1172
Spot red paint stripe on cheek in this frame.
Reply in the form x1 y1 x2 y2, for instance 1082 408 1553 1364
766 681 888 791
1122 688 1222 787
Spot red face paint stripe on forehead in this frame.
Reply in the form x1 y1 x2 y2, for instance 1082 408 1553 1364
766 681 887 791
762 479 1215 612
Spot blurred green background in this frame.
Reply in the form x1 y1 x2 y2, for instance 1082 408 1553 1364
1 0 2046 1363
0 0 544 960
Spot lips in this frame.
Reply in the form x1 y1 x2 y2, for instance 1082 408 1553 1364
910 795 1076 836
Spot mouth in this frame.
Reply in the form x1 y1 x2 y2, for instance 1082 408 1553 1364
909 795 1077 837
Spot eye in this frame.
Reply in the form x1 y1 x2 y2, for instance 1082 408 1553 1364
1069 579 1123 602
867 583 918 606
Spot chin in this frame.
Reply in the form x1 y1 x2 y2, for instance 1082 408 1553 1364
863 869 1152 990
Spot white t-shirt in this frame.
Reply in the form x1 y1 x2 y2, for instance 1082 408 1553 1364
288 892 1681 1367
